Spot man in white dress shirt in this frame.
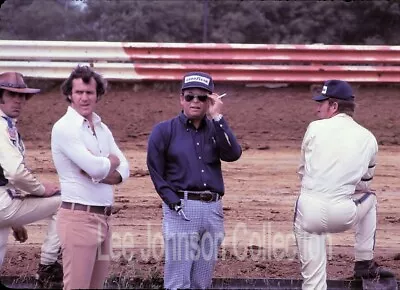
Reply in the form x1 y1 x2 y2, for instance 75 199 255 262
51 65 130 290
294 80 395 290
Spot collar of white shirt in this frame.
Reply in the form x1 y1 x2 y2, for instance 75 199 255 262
333 113 352 119
0 109 17 127
66 106 102 127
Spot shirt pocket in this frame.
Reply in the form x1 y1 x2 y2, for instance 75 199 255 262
203 136 219 164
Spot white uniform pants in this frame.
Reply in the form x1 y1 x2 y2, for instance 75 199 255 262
294 192 377 290
0 192 61 267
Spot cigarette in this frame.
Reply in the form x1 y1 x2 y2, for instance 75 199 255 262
217 93 227 99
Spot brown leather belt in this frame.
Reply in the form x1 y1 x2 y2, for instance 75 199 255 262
61 201 112 216
177 190 222 202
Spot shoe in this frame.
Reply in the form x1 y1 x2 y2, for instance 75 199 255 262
35 261 63 283
354 259 395 279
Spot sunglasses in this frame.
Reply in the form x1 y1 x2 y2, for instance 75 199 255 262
184 94 208 102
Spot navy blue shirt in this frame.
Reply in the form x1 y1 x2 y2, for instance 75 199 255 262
147 112 242 205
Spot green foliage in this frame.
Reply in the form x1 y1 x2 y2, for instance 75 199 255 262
0 0 82 40
0 0 399 44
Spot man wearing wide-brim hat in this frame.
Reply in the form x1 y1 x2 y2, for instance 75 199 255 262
0 72 63 284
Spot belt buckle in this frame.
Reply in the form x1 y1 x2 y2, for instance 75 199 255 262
104 206 112 216
200 192 214 203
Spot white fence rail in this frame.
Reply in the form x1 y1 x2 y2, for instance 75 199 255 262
1 40 400 82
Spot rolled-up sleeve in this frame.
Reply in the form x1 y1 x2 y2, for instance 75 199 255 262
52 123 111 181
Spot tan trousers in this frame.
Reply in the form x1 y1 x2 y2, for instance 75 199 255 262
0 192 61 266
56 207 112 290
294 192 377 290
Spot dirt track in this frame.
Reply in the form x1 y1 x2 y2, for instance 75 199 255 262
1 83 400 281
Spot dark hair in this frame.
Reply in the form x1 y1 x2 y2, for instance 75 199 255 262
328 98 356 117
61 65 107 103
0 89 3 99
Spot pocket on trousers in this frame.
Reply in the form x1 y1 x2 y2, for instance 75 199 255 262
212 201 224 219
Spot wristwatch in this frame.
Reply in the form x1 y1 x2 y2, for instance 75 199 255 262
213 114 223 122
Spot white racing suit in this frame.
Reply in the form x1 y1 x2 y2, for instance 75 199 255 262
294 113 378 290
0 110 61 267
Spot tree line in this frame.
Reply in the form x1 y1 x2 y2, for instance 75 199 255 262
0 0 399 45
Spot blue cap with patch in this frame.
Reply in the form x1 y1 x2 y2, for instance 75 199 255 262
181 71 214 93
313 79 354 101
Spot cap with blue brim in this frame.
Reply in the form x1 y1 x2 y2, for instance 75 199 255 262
313 79 354 101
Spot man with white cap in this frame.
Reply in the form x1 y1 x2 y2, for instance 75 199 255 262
147 71 242 289
294 79 395 289
0 72 62 284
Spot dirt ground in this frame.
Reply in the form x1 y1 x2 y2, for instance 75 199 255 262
1 82 400 282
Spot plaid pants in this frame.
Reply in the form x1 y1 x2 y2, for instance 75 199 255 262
162 198 224 289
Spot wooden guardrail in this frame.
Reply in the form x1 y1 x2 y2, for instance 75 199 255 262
1 40 400 83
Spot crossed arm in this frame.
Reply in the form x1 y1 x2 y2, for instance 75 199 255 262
99 169 123 185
